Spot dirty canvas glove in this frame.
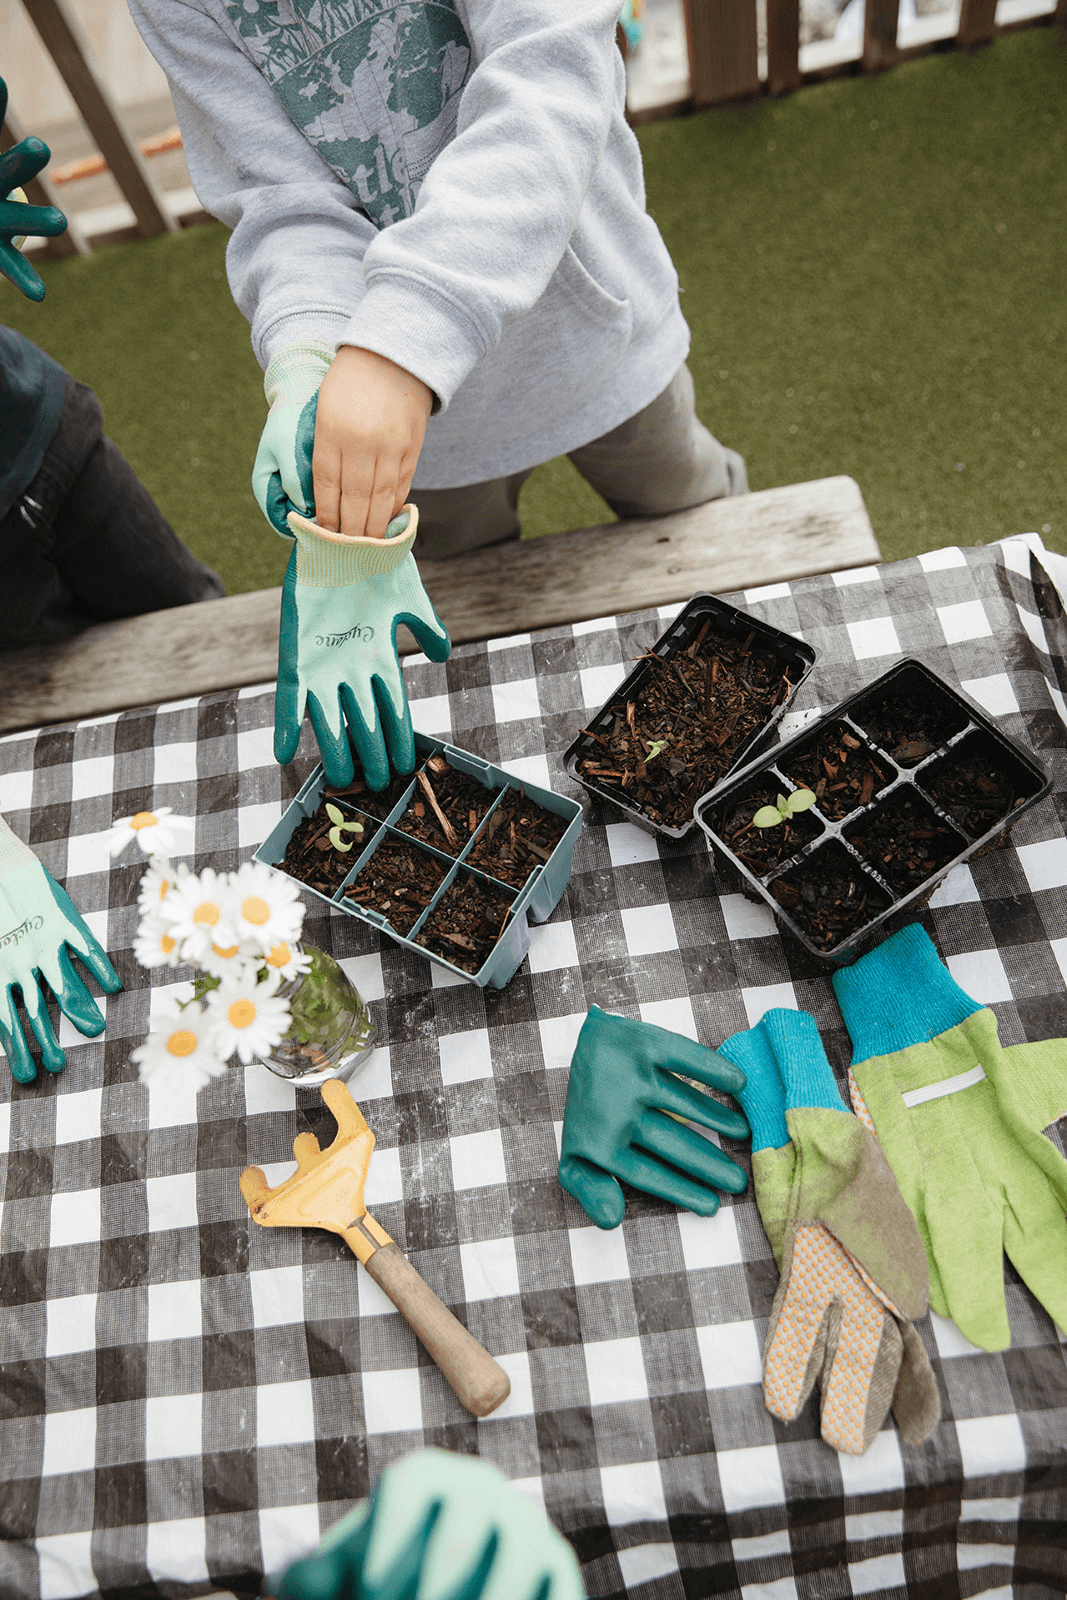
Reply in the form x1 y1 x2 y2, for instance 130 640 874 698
558 1005 749 1229
275 1448 584 1600
274 503 451 790
833 922 1067 1352
0 76 68 302
252 343 334 535
0 815 121 1083
719 1009 939 1453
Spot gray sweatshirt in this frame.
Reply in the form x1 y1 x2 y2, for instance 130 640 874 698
129 0 691 488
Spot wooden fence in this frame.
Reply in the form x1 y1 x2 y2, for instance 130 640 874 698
3 0 1065 255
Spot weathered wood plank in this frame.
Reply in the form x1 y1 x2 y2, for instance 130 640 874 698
766 0 803 94
862 0 901 68
0 476 880 734
957 0 999 39
19 0 176 238
683 0 760 106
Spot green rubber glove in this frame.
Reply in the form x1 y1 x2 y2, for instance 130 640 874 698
274 503 451 790
833 923 1067 1351
558 1005 749 1229
252 343 333 535
275 1448 585 1600
0 816 121 1083
719 1010 938 1454
0 76 68 303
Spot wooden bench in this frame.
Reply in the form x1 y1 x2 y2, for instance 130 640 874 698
0 475 880 735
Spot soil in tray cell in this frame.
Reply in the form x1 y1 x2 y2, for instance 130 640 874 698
343 837 449 937
780 723 892 822
466 789 570 890
919 732 1037 839
851 684 968 766
394 754 495 857
708 780 823 879
576 619 800 831
414 872 515 974
324 770 414 823
771 840 892 953
282 800 378 898
846 789 962 894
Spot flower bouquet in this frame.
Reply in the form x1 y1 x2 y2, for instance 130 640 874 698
109 807 375 1088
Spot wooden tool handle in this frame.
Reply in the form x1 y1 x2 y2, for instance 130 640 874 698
362 1242 511 1418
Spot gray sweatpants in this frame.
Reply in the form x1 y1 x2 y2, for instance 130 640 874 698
412 364 747 560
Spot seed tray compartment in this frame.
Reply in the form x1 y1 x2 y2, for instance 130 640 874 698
695 658 1051 966
256 735 583 988
564 591 817 841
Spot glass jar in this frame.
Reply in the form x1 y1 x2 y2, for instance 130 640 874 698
256 944 375 1086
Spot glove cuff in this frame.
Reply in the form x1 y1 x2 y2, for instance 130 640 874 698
264 342 334 406
287 507 418 587
832 923 983 1062
761 1008 848 1115
0 815 36 879
718 1021 789 1152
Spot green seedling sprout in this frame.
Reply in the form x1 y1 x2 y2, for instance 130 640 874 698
752 789 817 829
645 738 668 764
325 802 364 853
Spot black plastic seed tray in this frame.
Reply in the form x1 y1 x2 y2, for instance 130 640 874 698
694 658 1051 966
564 592 817 840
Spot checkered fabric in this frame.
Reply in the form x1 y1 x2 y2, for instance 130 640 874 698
2 536 1066 1600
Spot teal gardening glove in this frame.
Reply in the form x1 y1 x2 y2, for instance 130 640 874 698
275 1448 584 1600
0 75 68 302
718 1009 938 1454
275 503 451 790
0 816 121 1082
252 344 333 535
558 1006 749 1229
832 922 1067 1352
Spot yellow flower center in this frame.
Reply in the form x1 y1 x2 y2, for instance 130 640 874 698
266 942 290 968
166 1029 198 1057
158 880 170 900
193 902 221 927
241 895 271 926
228 999 256 1029
212 942 239 959
131 811 158 831
160 934 176 955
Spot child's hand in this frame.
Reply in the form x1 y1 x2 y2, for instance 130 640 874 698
312 346 433 540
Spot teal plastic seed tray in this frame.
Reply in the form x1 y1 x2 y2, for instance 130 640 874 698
256 735 582 989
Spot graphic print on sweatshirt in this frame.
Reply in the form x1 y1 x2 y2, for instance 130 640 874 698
223 1 471 225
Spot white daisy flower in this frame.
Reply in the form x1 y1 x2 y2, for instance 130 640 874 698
161 866 241 962
230 860 305 952
133 909 188 970
131 1002 227 1091
137 856 188 913
197 938 262 982
204 968 291 1066
107 806 194 860
261 939 312 983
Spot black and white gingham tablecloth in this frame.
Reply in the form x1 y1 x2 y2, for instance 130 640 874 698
2 537 1066 1600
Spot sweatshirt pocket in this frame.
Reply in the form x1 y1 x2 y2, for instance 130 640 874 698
553 244 634 342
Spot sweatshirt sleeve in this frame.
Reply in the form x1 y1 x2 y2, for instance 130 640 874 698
128 0 626 407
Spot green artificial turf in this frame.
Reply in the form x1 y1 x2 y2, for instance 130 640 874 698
2 26 1063 594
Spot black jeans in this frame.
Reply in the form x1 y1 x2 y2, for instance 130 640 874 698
0 377 224 650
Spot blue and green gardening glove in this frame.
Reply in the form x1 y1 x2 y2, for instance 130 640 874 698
558 1006 749 1229
718 1009 939 1454
0 74 68 302
832 923 1067 1352
0 816 121 1083
252 344 333 535
275 1448 584 1600
275 503 451 790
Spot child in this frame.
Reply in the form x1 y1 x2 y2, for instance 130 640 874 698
127 1 747 555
